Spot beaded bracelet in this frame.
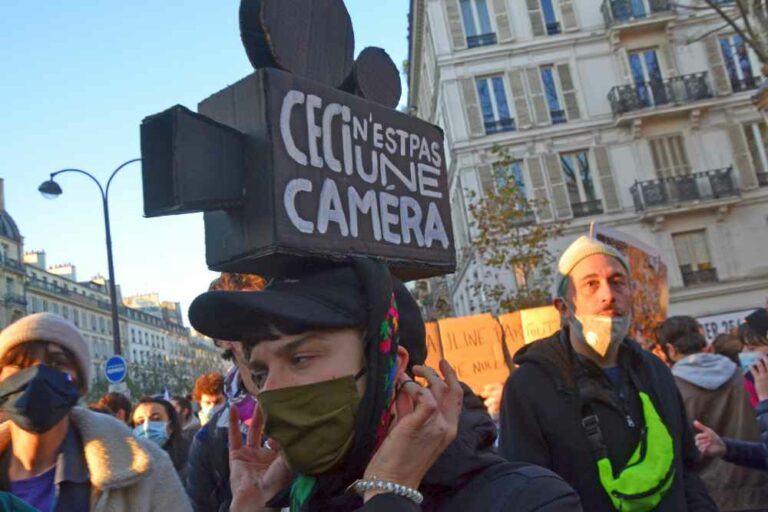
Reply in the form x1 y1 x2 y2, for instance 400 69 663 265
347 477 424 505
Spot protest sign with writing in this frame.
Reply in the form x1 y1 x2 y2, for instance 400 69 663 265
498 306 560 360
437 314 506 395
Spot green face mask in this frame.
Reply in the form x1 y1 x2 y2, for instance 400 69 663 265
258 373 363 475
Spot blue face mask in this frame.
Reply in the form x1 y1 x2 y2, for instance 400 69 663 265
133 421 169 447
739 351 763 374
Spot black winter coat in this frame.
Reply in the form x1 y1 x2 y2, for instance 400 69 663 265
185 407 233 512
270 383 582 511
499 329 716 512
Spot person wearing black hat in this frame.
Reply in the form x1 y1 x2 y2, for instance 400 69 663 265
189 259 580 511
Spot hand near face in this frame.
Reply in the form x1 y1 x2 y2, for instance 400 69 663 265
362 360 463 500
751 357 768 402
693 420 727 459
481 382 504 420
228 406 292 512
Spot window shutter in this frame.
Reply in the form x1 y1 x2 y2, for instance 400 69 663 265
617 47 632 83
478 164 496 196
526 67 550 125
727 125 758 189
593 146 621 212
659 44 676 78
459 78 486 138
491 0 514 42
507 69 533 129
526 156 554 222
558 0 579 32
446 0 468 51
556 63 581 121
705 36 731 95
526 0 545 37
543 153 573 219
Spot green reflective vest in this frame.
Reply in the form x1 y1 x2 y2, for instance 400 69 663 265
595 392 675 511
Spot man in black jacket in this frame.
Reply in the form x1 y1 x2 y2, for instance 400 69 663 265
499 234 716 511
188 259 581 511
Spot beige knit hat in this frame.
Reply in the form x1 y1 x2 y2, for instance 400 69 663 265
554 234 630 298
0 313 92 387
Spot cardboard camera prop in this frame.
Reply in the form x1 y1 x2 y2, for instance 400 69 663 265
140 0 455 280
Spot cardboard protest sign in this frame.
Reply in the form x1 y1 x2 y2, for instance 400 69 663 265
498 306 560 359
593 225 668 345
424 321 443 370
437 314 506 395
140 0 455 280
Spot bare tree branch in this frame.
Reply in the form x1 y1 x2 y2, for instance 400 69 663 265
702 0 767 62
684 20 731 45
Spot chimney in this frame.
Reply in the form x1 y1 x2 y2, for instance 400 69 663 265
0 178 5 211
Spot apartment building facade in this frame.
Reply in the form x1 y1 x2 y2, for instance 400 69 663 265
408 0 768 329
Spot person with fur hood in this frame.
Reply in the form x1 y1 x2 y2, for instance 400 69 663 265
0 313 190 511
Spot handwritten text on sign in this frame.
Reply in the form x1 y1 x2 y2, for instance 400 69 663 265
437 314 507 395
280 90 450 249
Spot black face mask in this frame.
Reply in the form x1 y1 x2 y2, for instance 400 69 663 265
0 365 79 433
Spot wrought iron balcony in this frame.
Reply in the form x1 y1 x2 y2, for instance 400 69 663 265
3 293 27 307
601 0 674 28
467 33 497 48
630 167 739 212
546 21 561 35
550 110 567 125
484 118 516 134
681 268 718 287
571 199 604 218
608 73 713 117
731 75 762 93
758 172 768 187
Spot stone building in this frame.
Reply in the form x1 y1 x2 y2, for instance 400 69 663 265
0 179 226 388
408 0 768 335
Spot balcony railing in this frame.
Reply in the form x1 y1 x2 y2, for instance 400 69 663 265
681 268 718 287
758 172 768 187
467 33 497 48
601 0 674 28
572 199 605 218
731 75 762 93
3 293 27 307
550 110 567 124
484 118 516 134
630 167 739 212
608 73 713 117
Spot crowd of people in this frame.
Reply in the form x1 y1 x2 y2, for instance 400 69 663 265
0 234 766 510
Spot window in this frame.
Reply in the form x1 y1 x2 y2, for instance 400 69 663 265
31 297 40 312
91 314 97 331
673 230 717 286
73 309 79 326
52 303 59 315
99 317 105 333
649 134 690 178
628 49 667 108
460 0 496 48
719 35 759 92
560 150 603 217
62 305 69 320
540 0 561 35
475 76 515 134
743 122 768 181
493 161 527 197
539 66 567 124
42 300 49 313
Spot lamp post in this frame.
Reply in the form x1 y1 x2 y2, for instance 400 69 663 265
38 158 141 356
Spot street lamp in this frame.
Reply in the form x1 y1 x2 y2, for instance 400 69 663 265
38 158 142 356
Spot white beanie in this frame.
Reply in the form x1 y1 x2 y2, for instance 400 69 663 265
0 313 92 387
554 235 630 298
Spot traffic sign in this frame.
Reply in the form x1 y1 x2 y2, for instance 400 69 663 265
105 355 128 384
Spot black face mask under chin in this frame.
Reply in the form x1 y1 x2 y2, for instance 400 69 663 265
0 365 79 433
